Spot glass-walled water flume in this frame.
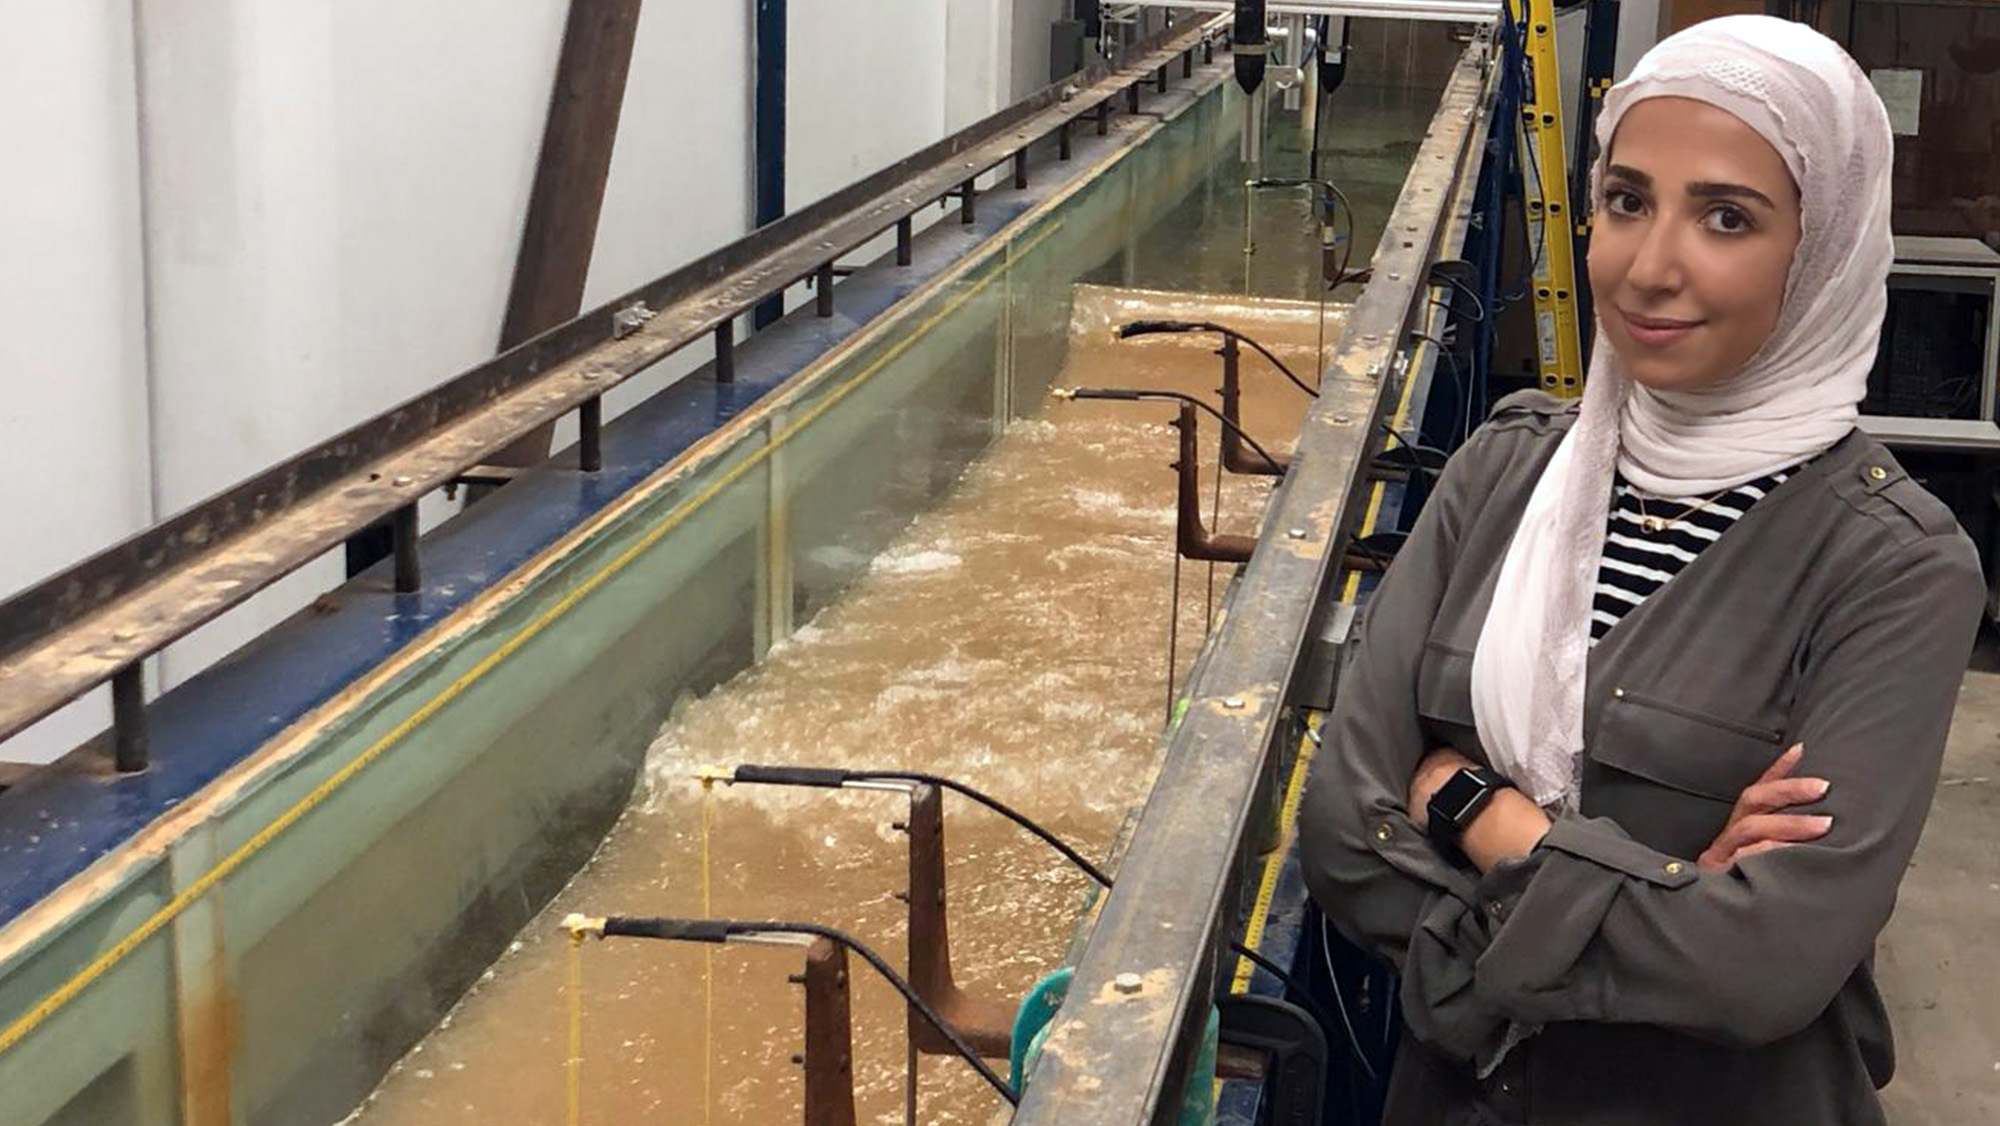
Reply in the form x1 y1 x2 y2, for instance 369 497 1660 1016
0 37 1466 1126
343 64 1451 1126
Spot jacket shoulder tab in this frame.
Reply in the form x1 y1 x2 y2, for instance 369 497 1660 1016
1855 458 1962 538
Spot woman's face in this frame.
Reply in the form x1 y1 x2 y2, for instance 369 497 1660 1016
1587 97 1802 392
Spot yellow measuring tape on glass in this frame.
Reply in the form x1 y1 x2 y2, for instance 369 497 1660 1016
1513 0 1584 398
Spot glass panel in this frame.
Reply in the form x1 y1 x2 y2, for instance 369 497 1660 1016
0 875 180 1126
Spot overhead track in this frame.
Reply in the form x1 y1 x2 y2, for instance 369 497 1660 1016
1144 0 1502 22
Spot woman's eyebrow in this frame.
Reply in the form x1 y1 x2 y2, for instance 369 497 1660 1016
1686 180 1778 210
1604 163 1651 187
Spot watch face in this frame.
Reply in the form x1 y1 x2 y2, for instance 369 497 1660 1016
1432 769 1494 827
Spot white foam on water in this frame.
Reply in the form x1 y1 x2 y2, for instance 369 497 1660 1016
869 548 963 575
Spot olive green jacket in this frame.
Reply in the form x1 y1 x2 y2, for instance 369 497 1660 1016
1300 391 1985 1125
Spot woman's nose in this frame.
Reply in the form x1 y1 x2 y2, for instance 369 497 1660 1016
1623 217 1684 295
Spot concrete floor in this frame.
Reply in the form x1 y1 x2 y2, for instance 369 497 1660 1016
1879 625 2000 1123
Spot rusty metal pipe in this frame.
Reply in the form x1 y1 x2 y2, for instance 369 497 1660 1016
1174 403 1257 563
1217 338 1288 476
903 785 1016 1060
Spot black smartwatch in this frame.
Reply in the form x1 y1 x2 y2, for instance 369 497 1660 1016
1425 766 1514 861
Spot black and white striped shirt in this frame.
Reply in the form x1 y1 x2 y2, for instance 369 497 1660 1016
1591 470 1793 645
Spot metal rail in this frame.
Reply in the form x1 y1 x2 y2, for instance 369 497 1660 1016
1009 34 1498 1126
1143 0 1503 21
0 15 1232 758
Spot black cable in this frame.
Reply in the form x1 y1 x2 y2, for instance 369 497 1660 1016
728 766 1385 1083
1345 536 1395 570
600 916 1019 1105
1433 274 1487 322
847 770 1116 888
1411 330 1474 446
1117 321 1319 398
1243 176 1356 296
1318 915 1382 1084
1229 939 1379 1080
1499 12 1545 306
1376 418 1450 469
731 765 1117 888
1066 388 1286 475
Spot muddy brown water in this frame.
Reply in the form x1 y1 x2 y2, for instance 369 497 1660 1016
344 286 1343 1126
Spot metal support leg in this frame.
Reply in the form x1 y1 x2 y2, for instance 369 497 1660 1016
1183 49 1194 78
1156 65 1168 93
1204 38 1214 64
958 181 975 225
112 664 147 774
1059 120 1072 161
715 320 734 383
393 503 421 593
1013 150 1027 190
816 262 834 316
799 939 859 1126
896 216 913 266
1097 101 1109 135
902 782 1015 1059
1126 84 1140 114
579 395 603 471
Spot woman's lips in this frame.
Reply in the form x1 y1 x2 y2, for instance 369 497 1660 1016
1618 308 1703 349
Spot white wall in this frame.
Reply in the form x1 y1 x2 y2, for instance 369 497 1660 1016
1010 0 1070 101
789 1 949 208
0 0 1066 763
131 0 574 699
0 0 152 764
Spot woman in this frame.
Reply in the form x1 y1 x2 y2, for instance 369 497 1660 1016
1299 16 1986 1125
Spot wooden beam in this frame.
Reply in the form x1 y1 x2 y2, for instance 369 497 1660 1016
481 0 645 483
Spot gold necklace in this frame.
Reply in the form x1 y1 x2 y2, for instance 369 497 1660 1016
1632 484 1735 534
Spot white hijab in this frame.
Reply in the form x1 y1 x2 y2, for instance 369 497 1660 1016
1469 17 1897 810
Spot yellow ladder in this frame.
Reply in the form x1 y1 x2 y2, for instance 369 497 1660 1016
1512 0 1585 397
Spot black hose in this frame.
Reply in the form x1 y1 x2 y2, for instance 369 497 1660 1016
600 915 1020 1105
1243 176 1357 297
1117 320 1319 399
1067 387 1286 474
724 767 1383 1082
730 764 1114 887
849 770 1117 888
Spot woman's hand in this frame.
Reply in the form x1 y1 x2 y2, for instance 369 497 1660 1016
1408 747 1552 873
1697 743 1832 872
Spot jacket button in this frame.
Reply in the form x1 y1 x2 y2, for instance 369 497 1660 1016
1612 686 1625 699
1375 824 1393 841
1486 900 1506 919
1868 466 1888 481
1664 861 1685 876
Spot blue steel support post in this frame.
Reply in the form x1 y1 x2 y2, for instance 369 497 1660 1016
753 0 788 329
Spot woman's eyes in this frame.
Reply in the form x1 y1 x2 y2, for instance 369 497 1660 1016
1699 204 1756 235
1600 188 1757 237
1602 187 1645 217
